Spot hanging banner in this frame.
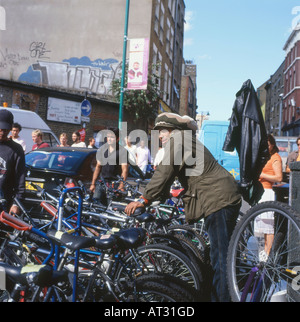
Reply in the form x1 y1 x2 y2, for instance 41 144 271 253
78 128 86 142
127 38 149 90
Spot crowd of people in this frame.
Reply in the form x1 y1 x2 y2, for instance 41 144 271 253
1 107 300 302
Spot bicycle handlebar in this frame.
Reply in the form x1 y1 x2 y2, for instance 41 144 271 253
0 211 32 231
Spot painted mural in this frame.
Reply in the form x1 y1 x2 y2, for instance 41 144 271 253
18 57 122 95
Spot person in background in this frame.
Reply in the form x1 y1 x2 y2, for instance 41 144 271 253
11 122 26 152
124 136 137 165
32 129 50 150
88 137 97 149
58 133 69 147
255 134 283 261
0 109 26 215
90 128 128 193
71 131 86 148
286 136 300 172
136 139 152 175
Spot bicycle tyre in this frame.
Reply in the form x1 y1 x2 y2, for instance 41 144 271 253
115 243 203 293
166 225 209 263
127 273 196 302
227 201 300 302
149 232 205 267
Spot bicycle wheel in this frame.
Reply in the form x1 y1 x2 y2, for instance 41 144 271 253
125 273 196 302
149 232 204 267
166 225 209 264
116 243 204 294
227 201 300 302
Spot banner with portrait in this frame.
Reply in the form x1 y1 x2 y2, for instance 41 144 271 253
127 38 149 90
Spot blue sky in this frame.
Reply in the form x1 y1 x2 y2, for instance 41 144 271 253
184 0 300 121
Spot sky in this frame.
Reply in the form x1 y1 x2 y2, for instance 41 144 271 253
183 0 300 121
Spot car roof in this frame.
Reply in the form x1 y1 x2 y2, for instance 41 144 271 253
26 147 97 154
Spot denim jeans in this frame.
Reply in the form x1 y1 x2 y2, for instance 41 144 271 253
204 203 240 302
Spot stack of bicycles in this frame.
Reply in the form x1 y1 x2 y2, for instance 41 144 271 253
1 176 299 302
0 181 206 302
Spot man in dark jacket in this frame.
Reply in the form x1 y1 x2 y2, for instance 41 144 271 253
125 112 242 302
0 109 26 214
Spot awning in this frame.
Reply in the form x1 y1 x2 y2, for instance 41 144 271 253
158 100 171 114
282 118 300 131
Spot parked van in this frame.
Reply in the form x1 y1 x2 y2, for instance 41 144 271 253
199 120 240 180
0 106 59 153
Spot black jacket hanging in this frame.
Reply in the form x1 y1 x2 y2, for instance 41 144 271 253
223 79 270 206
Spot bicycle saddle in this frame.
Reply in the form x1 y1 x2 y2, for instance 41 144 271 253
94 234 117 250
47 230 96 251
134 212 156 223
0 263 68 288
113 228 146 250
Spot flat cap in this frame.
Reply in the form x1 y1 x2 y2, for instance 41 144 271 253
154 112 198 132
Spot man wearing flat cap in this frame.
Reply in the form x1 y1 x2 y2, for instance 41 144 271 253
0 109 26 214
125 112 242 302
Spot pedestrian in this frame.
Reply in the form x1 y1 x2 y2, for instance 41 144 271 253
11 122 26 152
90 127 129 195
58 133 69 147
125 112 242 302
32 129 50 150
124 136 137 165
286 136 300 172
71 131 86 147
255 134 283 261
0 109 26 215
88 137 97 149
136 139 152 175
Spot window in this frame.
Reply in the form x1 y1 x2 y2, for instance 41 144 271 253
154 0 160 35
159 4 165 44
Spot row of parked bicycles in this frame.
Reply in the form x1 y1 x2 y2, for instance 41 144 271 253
0 176 300 302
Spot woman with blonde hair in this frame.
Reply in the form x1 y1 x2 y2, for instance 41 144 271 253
58 133 69 147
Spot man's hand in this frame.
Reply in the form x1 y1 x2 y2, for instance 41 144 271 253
9 205 20 215
90 183 96 193
125 201 145 216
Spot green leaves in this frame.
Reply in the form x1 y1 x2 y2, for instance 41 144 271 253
111 63 163 121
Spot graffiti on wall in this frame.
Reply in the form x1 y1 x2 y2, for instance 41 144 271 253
18 56 122 95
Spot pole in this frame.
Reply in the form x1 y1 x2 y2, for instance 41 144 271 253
119 0 130 131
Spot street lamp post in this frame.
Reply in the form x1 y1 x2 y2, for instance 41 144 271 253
118 0 130 131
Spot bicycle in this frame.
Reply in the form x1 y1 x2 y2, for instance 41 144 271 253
227 201 300 302
0 211 195 302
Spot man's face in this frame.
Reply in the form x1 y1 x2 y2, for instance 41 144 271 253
298 140 300 152
159 128 173 146
11 127 20 139
0 129 10 142
32 134 40 144
106 133 117 146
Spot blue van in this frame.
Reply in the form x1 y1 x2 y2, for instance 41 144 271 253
198 120 240 180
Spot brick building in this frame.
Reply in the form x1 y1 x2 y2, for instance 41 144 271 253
0 0 189 144
282 24 300 136
179 60 197 118
263 61 285 136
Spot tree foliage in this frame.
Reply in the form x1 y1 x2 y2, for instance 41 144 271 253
111 63 162 121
